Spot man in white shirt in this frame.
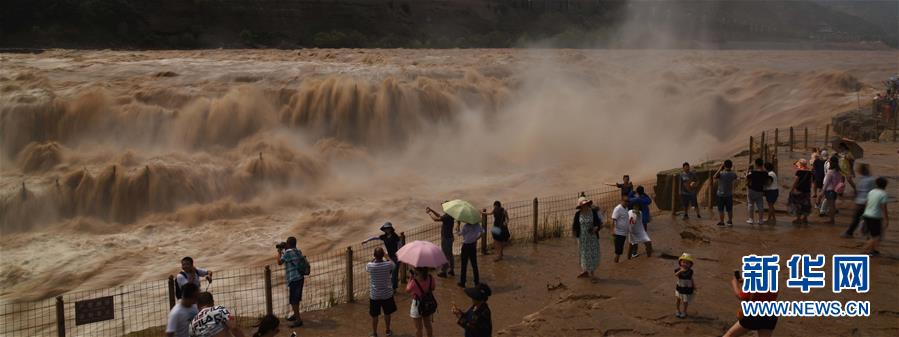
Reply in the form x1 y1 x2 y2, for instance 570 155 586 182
365 247 397 337
166 283 199 337
176 257 212 299
611 197 630 263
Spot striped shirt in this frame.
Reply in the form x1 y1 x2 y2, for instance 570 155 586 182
366 260 395 300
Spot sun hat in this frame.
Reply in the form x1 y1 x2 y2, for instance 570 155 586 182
464 283 492 301
678 253 694 264
575 196 593 209
380 222 394 232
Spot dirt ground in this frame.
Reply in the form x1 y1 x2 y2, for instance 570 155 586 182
244 142 899 336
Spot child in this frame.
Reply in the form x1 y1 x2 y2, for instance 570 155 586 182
627 203 653 259
675 253 695 318
605 175 634 197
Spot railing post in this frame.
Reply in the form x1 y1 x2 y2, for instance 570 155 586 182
804 127 808 149
56 296 65 337
532 198 539 243
749 136 754 167
824 124 830 144
264 266 273 316
167 275 176 309
774 128 779 156
761 131 767 162
345 247 354 303
789 127 794 153
480 213 488 255
893 112 897 142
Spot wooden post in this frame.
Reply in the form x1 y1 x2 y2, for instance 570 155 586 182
761 131 766 162
749 136 754 166
804 128 808 149
264 266 273 316
774 128 779 156
167 275 176 309
824 124 830 145
893 113 897 142
532 198 539 243
480 213 488 255
56 296 65 337
708 174 714 211
345 247 354 303
789 127 794 153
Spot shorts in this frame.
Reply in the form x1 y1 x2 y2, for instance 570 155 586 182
613 235 626 255
824 190 838 201
369 297 397 317
748 190 765 211
410 299 421 318
864 216 883 238
675 291 694 303
681 194 698 208
288 279 304 305
717 195 734 213
764 190 779 204
739 315 778 331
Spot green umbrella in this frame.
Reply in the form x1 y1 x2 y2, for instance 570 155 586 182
442 199 481 225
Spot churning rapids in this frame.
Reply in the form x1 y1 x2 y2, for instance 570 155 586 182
1 49 895 302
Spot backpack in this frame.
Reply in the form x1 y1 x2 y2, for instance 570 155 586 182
174 271 189 299
299 255 311 276
413 276 438 316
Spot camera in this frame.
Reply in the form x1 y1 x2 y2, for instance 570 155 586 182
276 242 287 251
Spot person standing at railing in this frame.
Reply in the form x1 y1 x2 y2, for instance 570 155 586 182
788 159 814 225
277 236 306 328
572 196 601 283
176 257 212 300
746 159 769 225
714 160 738 227
812 149 826 206
363 222 402 290
605 175 633 197
167 283 199 337
764 162 779 225
366 247 397 337
426 204 456 278
481 201 510 262
457 220 484 288
680 163 702 220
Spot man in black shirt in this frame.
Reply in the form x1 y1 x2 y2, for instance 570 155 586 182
746 158 770 225
428 204 457 278
363 222 402 289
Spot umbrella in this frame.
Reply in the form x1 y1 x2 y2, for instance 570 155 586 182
442 199 481 225
397 240 448 268
829 138 864 159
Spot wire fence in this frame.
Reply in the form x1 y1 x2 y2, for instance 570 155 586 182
1 122 882 337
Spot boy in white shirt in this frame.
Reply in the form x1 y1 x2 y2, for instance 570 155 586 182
611 197 630 263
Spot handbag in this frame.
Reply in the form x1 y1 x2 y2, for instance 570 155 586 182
414 276 438 316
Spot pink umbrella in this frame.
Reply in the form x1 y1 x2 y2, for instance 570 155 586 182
396 240 448 268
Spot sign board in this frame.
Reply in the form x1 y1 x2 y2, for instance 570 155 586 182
75 296 115 325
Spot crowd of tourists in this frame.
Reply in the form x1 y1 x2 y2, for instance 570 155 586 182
165 141 888 337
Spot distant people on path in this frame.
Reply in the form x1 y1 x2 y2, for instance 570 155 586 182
366 248 396 337
482 201 510 262
277 236 307 328
723 274 778 337
788 159 814 225
838 143 856 195
812 149 827 207
189 292 246 337
605 175 634 196
746 158 769 225
611 197 629 263
809 148 820 199
764 162 779 224
843 163 875 238
627 199 653 259
167 283 199 337
714 160 738 227
457 221 484 288
176 257 212 299
426 204 456 278
363 222 402 290
572 196 601 282
674 253 695 319
862 178 890 256
453 283 492 337
680 163 701 220
406 267 436 337
821 156 844 225
628 186 653 231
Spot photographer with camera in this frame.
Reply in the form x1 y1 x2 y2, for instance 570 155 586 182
365 247 396 337
277 237 307 328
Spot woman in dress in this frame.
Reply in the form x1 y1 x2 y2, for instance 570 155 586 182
788 159 814 225
482 201 510 262
572 196 601 282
